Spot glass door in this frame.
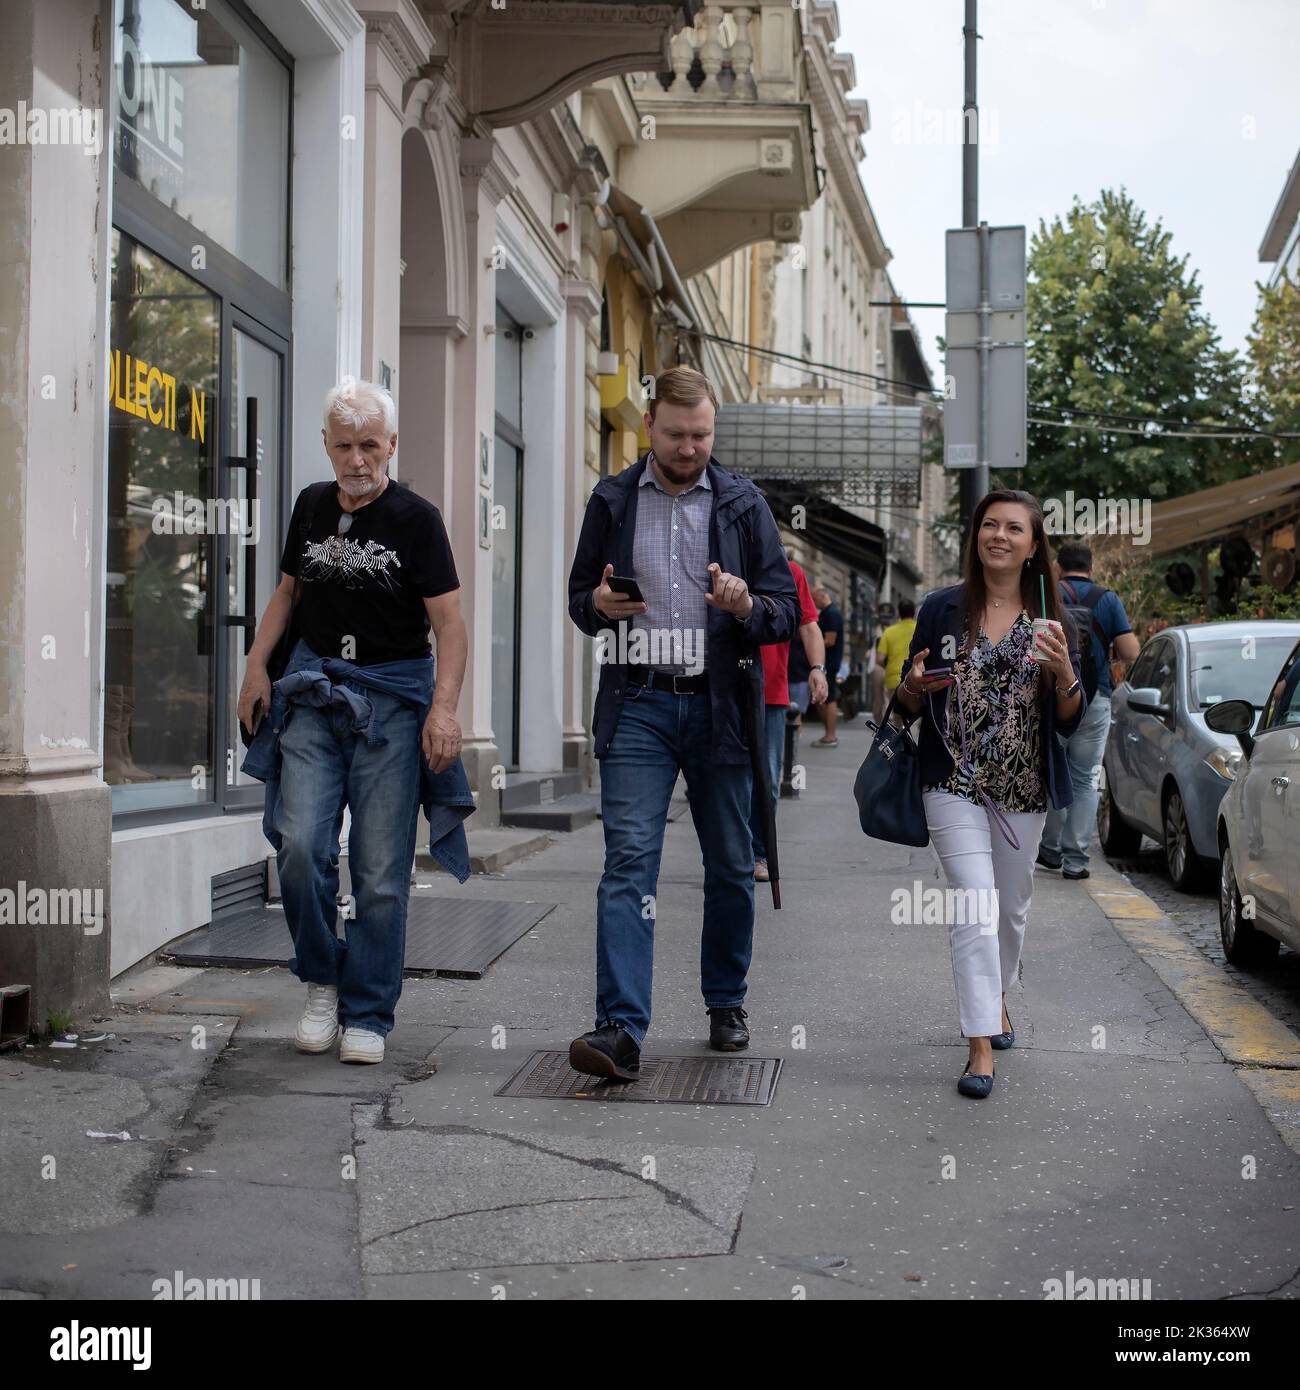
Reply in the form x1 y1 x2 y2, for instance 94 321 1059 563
105 229 220 813
220 319 286 806
491 425 524 768
492 305 525 768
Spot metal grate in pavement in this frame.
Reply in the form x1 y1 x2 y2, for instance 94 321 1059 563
496 1050 782 1105
165 897 555 979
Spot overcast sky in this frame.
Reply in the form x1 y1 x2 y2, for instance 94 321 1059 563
834 0 1300 379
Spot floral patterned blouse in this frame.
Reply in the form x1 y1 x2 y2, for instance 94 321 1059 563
924 611 1048 813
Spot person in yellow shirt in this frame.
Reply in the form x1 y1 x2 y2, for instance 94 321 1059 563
876 600 917 706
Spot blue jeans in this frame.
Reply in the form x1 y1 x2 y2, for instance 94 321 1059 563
596 684 755 1046
1041 693 1112 873
272 684 423 1037
749 704 787 860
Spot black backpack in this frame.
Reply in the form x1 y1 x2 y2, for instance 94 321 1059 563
1060 579 1109 702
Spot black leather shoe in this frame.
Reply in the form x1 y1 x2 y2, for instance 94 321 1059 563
708 1006 750 1052
1036 849 1062 870
1063 867 1090 880
569 1025 640 1082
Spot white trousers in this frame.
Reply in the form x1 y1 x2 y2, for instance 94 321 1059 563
922 790 1048 1039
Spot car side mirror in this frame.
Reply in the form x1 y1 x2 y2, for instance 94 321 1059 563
1204 698 1255 757
1127 686 1170 717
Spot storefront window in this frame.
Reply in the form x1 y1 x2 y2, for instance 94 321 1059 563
105 229 220 812
113 0 290 289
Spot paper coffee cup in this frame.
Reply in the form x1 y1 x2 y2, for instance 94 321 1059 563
1031 617 1060 663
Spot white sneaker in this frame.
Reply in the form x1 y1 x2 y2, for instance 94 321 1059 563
339 1027 384 1064
294 983 339 1053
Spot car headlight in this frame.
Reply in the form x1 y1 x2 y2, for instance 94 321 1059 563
1204 747 1243 781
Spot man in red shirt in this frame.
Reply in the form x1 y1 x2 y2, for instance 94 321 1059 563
751 558 827 880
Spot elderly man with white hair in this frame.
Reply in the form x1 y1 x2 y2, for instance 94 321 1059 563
238 378 472 1063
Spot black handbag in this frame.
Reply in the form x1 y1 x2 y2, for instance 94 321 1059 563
853 691 929 847
238 481 331 748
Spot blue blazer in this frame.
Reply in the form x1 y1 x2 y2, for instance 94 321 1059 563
567 455 799 765
905 583 1086 811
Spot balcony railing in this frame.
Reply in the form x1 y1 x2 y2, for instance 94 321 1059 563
628 2 803 104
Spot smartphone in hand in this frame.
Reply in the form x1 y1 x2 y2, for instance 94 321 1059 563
608 575 645 603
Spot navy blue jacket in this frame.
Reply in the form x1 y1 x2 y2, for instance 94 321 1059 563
906 583 1086 811
568 455 799 765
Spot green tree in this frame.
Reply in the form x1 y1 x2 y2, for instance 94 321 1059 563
1020 189 1257 502
1246 272 1300 464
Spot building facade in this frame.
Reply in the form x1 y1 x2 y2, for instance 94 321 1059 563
1260 148 1300 289
762 2 956 644
1 0 938 1018
0 0 697 1015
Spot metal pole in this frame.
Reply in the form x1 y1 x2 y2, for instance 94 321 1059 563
959 0 980 550
977 221 991 503
963 0 978 228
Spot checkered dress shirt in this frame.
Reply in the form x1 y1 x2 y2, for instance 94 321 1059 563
631 454 712 673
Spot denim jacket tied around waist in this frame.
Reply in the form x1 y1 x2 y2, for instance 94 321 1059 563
240 641 475 882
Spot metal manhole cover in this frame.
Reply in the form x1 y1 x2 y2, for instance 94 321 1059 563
496 1050 782 1105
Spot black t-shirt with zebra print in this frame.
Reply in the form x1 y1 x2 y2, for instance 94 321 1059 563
280 479 459 666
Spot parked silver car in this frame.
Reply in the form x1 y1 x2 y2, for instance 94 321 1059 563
1097 621 1300 891
1207 636 1300 963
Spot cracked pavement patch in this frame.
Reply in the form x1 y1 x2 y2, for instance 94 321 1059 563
353 1107 755 1272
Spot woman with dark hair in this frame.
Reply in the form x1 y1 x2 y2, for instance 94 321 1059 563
895 490 1085 1099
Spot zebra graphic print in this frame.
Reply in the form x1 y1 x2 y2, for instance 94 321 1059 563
301 534 402 591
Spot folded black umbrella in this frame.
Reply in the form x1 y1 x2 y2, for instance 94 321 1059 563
739 654 780 909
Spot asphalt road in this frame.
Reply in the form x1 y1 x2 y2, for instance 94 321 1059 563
1106 838 1300 1042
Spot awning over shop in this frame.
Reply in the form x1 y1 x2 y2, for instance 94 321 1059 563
714 401 926 504
1142 462 1300 556
758 481 886 580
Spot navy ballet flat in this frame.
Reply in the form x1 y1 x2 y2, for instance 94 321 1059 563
957 1066 994 1099
991 1008 1015 1051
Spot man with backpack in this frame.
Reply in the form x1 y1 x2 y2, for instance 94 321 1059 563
1037 541 1141 879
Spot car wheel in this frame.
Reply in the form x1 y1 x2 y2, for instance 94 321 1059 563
1219 842 1279 967
1098 778 1142 856
1163 787 1210 892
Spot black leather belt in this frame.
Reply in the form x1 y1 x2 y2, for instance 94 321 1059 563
625 666 709 695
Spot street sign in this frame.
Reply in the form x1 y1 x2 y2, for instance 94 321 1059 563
944 225 1026 472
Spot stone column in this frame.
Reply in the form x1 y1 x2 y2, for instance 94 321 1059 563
561 269 601 779
453 134 520 825
358 1 434 393
0 0 113 1025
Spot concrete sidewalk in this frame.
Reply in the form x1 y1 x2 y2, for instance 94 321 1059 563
3 717 1300 1301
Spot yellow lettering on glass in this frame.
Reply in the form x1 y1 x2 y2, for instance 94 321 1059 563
107 348 185 437
146 366 163 425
